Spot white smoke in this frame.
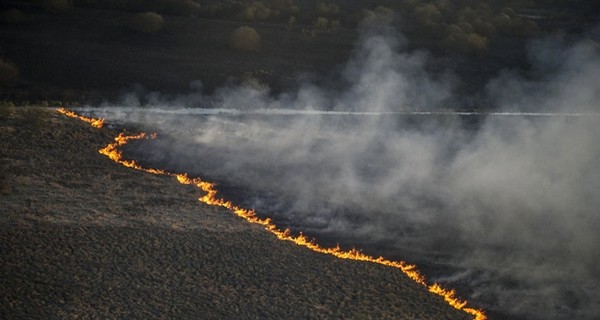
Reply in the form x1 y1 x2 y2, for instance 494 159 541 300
82 25 600 320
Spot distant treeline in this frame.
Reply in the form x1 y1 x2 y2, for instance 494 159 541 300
5 0 600 55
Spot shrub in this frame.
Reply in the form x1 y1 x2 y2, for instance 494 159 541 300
155 0 201 16
201 4 224 18
239 2 272 21
0 9 25 25
0 101 15 118
254 4 271 21
412 4 441 34
42 0 72 12
230 26 261 51
493 12 512 29
316 2 339 17
442 31 488 55
472 18 496 36
287 16 296 27
0 58 20 87
130 12 165 33
313 16 328 30
457 21 473 33
414 4 441 23
510 18 539 36
398 0 418 14
446 24 463 35
330 19 340 31
360 6 395 27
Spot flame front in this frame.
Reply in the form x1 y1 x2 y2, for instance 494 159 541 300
59 108 486 320
57 108 105 128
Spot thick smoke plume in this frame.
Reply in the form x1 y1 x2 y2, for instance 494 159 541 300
87 26 600 320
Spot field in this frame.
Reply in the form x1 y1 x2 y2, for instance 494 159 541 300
2 1 598 319
0 107 475 319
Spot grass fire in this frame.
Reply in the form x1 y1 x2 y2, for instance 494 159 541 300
65 108 485 320
2 1 598 318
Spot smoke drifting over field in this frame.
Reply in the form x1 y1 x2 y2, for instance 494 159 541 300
87 26 600 319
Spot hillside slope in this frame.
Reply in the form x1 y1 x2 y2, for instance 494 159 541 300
0 107 472 319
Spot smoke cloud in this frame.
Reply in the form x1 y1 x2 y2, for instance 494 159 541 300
86 25 600 320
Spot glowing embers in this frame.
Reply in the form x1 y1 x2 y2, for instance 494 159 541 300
57 108 105 128
57 108 486 320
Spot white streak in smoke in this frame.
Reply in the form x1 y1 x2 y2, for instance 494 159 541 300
78 106 600 119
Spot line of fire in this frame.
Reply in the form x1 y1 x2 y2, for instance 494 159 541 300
57 107 486 320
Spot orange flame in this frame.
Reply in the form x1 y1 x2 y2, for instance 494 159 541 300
58 108 486 320
57 108 104 128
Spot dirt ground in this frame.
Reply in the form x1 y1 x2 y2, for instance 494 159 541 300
0 107 474 319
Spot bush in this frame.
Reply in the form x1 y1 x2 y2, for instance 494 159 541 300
287 16 296 28
201 4 224 18
330 19 340 31
0 58 20 87
130 12 165 33
472 18 496 36
239 2 272 21
398 0 418 14
457 21 473 33
0 101 15 119
155 0 201 16
42 0 72 12
442 31 488 55
360 6 395 27
0 9 25 25
510 18 539 36
493 12 512 29
316 2 339 18
411 4 441 34
313 16 328 30
230 26 261 51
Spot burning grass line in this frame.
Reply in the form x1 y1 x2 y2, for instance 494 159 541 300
58 108 487 320
57 108 105 128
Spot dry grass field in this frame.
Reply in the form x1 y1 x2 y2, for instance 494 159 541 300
0 106 473 319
